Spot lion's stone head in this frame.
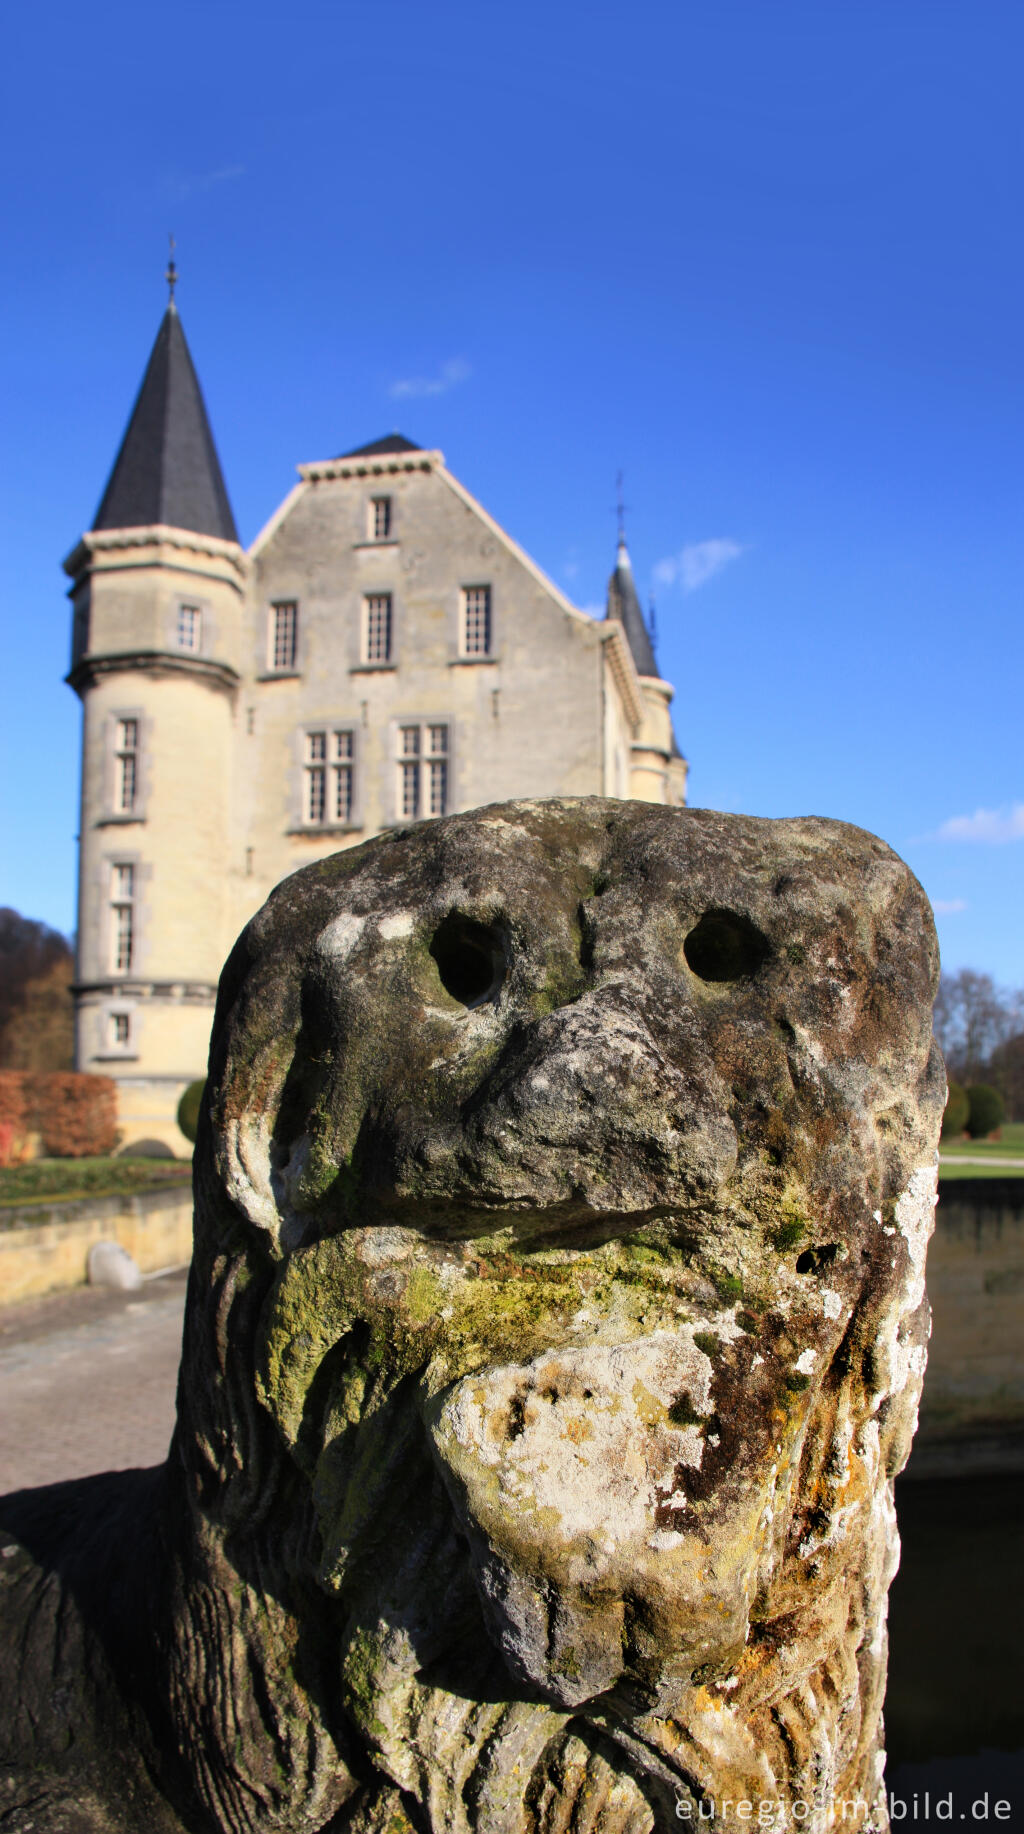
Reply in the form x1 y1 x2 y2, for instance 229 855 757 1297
174 800 942 1833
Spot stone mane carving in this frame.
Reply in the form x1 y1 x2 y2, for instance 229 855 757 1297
0 801 943 1834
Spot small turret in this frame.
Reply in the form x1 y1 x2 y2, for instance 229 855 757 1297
604 526 687 807
65 267 246 1153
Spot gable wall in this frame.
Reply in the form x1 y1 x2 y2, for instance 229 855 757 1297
231 462 610 933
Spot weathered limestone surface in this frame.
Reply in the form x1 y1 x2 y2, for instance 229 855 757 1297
0 801 943 1833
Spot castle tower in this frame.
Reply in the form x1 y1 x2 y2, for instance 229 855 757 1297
605 536 688 805
65 276 246 1153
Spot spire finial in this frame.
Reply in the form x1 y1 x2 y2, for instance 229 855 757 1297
615 470 628 544
165 234 178 304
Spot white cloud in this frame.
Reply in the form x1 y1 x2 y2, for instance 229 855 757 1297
652 538 743 593
161 164 246 203
389 358 471 400
932 899 968 915
933 804 1024 844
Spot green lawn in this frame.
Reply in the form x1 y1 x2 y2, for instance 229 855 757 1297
938 1120 1024 1180
938 1159 1024 1181
0 1156 192 1209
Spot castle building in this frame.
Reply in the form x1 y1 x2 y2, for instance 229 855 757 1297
66 291 687 1152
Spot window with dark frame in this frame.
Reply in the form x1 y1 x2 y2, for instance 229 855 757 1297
364 593 392 664
176 604 202 651
370 497 392 540
271 601 298 670
110 1012 131 1048
397 722 448 820
462 584 492 656
114 719 139 814
111 862 135 973
304 728 357 826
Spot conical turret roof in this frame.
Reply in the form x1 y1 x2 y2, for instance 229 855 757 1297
92 303 238 542
605 537 658 678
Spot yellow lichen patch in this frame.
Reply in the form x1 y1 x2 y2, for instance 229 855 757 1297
562 1416 593 1446
631 1377 669 1429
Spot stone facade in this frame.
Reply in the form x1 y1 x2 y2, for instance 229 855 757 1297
66 306 686 1152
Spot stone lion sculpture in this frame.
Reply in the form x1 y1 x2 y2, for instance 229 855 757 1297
0 801 943 1834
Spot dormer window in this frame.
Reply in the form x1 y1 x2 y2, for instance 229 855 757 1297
370 497 392 540
176 603 202 651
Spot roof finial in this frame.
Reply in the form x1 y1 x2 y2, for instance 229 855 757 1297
614 470 631 569
165 234 178 305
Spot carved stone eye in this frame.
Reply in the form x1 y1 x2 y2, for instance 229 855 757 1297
683 909 770 983
430 913 507 1007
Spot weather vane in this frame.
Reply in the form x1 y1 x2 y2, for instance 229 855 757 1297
614 470 628 543
165 234 178 303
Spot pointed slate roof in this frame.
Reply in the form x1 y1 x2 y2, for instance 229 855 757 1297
605 537 659 678
338 433 422 459
92 304 238 542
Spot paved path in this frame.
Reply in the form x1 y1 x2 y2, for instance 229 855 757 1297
0 1270 188 1494
939 1154 1024 1168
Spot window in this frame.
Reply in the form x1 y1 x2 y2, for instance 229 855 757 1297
305 731 327 822
462 584 492 656
110 1012 131 1048
114 719 139 815
334 729 355 822
111 862 136 973
270 601 298 670
370 496 392 540
398 722 448 820
364 593 392 664
176 603 202 651
304 728 357 825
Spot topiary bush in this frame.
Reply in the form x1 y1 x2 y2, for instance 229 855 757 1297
941 1081 969 1138
177 1079 206 1145
965 1083 1005 1139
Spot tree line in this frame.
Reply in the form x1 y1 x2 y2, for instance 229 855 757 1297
932 968 1024 1122
0 909 74 1072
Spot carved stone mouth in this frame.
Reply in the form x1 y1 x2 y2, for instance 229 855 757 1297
422 1330 759 1708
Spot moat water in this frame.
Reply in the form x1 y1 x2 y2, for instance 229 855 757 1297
885 1473 1023 1824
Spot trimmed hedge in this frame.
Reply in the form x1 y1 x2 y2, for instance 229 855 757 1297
965 1083 1005 1140
941 1082 969 1138
0 1070 118 1159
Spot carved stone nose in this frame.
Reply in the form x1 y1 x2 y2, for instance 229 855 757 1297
465 988 738 1207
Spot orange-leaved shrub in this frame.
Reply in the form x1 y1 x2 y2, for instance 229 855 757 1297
14 1072 119 1158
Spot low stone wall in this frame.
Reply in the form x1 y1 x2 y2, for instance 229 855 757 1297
2 1176 1021 1466
0 1180 194 1302
912 1178 1024 1473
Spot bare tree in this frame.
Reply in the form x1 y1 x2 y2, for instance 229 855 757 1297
0 910 74 1071
933 968 1024 1082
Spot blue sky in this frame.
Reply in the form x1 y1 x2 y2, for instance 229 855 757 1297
2 2 1022 985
